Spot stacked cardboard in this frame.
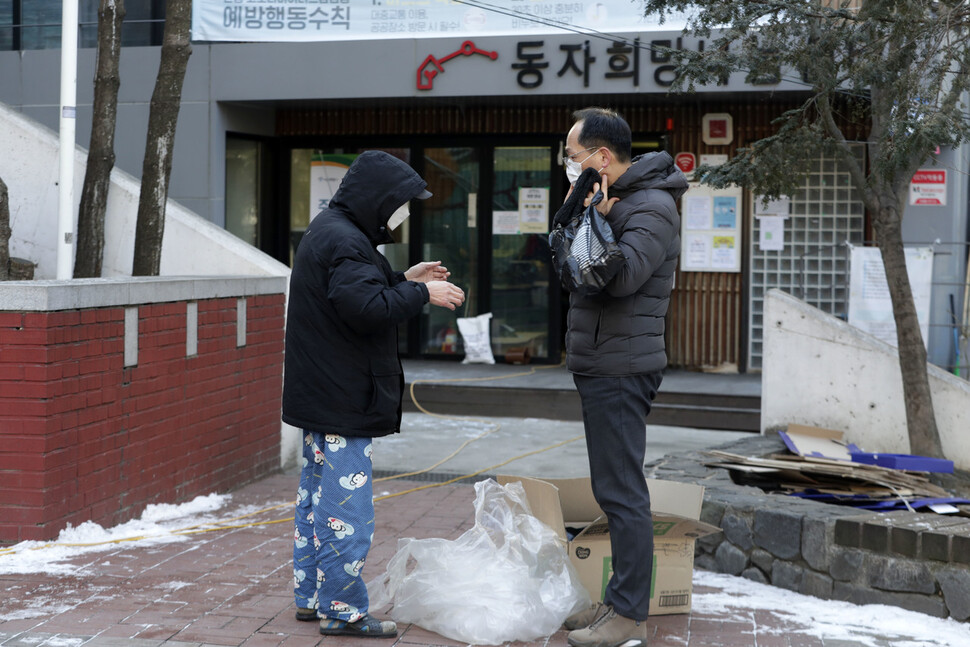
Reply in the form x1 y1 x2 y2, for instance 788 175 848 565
706 425 969 515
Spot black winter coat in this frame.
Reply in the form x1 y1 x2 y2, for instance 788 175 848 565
565 151 689 376
282 151 431 437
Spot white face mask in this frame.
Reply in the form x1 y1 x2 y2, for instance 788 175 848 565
563 149 598 184
387 203 409 231
564 158 583 184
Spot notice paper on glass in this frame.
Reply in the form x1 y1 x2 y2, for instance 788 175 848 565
518 187 549 234
493 211 520 235
757 216 786 251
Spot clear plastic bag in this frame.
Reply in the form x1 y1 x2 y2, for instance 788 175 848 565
367 479 591 644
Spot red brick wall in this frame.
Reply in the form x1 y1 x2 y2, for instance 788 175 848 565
0 294 284 542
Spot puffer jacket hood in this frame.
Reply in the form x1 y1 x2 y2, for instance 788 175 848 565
329 150 430 246
611 151 689 203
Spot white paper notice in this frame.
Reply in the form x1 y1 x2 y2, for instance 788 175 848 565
848 246 934 348
518 187 549 234
711 235 737 269
685 195 712 229
758 216 786 251
684 234 710 268
493 211 520 235
754 195 790 215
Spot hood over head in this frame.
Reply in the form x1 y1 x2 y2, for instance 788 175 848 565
329 150 432 245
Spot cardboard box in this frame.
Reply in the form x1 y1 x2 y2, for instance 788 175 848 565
780 424 954 473
496 475 720 615
778 424 862 461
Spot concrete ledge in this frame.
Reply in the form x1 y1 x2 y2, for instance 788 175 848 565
649 432 970 621
0 276 288 311
762 289 970 470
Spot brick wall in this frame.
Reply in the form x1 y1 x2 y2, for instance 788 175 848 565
0 283 285 543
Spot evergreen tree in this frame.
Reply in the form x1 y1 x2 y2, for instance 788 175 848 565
643 0 970 457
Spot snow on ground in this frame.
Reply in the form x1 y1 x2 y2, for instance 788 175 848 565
693 570 970 647
1 493 968 646
0 493 238 576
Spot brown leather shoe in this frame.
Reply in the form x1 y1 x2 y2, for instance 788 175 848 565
567 607 648 647
564 601 606 630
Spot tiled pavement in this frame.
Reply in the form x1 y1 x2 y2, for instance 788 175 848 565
0 471 917 647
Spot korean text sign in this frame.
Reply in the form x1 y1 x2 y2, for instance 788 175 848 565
192 1 680 43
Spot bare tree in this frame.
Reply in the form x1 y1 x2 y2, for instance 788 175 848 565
0 176 10 281
132 0 191 276
75 0 125 278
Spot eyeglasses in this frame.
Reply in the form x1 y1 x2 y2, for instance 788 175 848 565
562 146 600 166
563 146 599 162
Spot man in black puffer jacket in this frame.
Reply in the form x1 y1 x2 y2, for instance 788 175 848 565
559 108 689 647
283 151 464 638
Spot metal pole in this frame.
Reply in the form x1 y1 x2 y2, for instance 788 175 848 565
57 0 78 280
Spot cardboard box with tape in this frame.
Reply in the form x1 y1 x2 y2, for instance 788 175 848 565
496 475 720 615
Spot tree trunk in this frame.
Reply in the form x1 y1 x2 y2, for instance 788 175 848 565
75 0 125 278
871 190 944 458
0 176 10 281
131 0 191 276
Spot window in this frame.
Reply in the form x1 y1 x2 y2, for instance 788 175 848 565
0 0 165 50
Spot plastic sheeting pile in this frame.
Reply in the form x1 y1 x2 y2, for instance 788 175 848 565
367 479 591 644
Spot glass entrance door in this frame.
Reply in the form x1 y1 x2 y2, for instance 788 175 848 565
419 147 480 356
281 141 560 362
490 147 554 361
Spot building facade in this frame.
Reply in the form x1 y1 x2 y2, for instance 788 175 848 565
2 3 967 373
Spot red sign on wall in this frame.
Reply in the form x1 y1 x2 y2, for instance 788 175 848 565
909 169 946 206
674 152 696 174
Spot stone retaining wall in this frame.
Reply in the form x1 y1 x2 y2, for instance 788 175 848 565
647 433 970 621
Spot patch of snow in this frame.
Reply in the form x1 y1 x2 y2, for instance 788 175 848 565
0 493 234 576
693 570 970 646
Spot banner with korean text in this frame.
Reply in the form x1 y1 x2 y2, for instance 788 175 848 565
191 0 684 43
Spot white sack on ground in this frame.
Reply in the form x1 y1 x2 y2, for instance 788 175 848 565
457 312 496 364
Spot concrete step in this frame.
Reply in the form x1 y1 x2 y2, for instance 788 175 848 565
403 382 761 432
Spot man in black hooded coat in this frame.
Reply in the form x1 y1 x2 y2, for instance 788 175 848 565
283 150 464 638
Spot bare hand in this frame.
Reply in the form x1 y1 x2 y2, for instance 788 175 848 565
427 281 465 311
405 260 450 283
584 173 620 217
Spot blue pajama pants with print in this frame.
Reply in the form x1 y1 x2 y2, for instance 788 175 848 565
293 430 374 623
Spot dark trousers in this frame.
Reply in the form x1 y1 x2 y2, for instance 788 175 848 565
573 371 663 621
